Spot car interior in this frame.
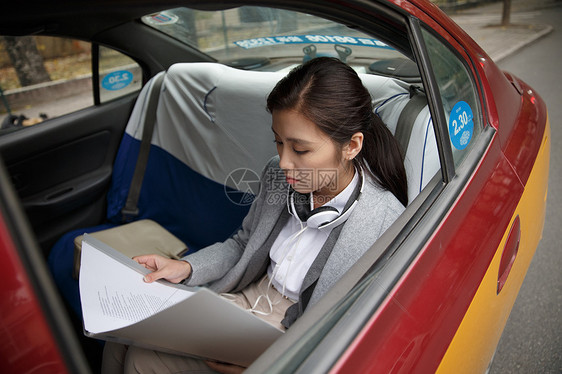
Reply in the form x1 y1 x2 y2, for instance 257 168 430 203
0 2 453 372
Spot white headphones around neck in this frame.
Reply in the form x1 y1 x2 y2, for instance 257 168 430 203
287 167 364 230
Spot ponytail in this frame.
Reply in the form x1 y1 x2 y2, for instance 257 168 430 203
358 113 408 206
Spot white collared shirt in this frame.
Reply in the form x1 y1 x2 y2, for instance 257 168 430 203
267 170 359 301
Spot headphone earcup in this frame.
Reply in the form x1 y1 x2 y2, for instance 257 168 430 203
306 206 340 229
289 190 311 222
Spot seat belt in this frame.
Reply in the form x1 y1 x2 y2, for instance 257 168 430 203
394 86 427 155
121 73 165 222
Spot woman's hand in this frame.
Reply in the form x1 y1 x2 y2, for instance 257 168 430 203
133 254 192 284
205 360 246 374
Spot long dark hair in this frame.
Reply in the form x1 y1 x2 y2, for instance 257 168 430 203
267 57 408 206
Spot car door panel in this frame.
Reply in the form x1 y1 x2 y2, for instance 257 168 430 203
0 95 137 253
436 119 550 373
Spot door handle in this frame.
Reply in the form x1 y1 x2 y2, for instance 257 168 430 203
497 215 521 294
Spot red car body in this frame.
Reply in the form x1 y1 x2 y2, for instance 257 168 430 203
0 0 549 373
0 213 68 373
330 1 549 373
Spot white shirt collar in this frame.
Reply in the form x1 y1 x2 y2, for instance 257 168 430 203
313 168 359 214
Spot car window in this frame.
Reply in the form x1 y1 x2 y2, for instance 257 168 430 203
99 45 143 104
421 28 483 166
141 7 406 72
0 36 141 134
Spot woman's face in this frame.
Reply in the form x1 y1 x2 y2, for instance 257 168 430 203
272 109 354 201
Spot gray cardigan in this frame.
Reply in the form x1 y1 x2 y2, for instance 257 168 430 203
183 156 404 326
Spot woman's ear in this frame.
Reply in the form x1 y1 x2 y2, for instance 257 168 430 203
343 132 364 160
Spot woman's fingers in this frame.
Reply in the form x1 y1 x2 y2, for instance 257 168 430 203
133 254 158 267
133 255 191 284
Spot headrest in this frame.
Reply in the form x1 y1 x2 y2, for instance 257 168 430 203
126 62 416 191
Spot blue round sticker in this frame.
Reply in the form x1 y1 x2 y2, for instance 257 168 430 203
449 101 474 150
102 70 133 91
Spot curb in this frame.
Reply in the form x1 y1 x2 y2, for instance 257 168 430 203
2 75 92 113
438 0 498 13
492 24 554 62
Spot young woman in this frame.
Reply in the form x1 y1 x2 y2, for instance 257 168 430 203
102 57 408 373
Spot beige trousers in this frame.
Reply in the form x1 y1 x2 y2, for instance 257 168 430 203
101 276 295 374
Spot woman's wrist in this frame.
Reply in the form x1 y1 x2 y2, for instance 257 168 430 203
181 260 192 282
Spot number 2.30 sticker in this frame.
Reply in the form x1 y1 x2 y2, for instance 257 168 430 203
101 70 133 91
449 101 474 150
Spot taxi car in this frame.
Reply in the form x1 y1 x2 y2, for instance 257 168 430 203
0 0 550 373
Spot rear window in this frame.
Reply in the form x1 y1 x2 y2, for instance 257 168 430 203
142 6 406 72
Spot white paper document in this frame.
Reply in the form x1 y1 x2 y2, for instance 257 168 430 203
80 238 194 334
79 235 283 366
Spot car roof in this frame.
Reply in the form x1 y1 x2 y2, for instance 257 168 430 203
2 1 162 38
1 0 410 41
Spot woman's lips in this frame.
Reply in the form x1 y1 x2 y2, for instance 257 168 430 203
285 176 299 185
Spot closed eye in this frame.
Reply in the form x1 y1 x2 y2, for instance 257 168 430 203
273 139 308 155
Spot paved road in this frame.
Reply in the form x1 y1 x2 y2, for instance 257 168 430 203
490 5 562 374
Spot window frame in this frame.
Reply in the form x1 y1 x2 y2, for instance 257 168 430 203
409 16 491 179
92 43 101 106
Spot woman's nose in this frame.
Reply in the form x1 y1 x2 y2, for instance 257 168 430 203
279 152 295 170
278 147 293 170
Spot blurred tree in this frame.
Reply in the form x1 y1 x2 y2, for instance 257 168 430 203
501 0 512 26
2 36 50 87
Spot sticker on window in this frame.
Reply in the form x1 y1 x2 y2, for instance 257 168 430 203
449 101 474 150
142 12 179 26
233 35 394 50
101 70 133 91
